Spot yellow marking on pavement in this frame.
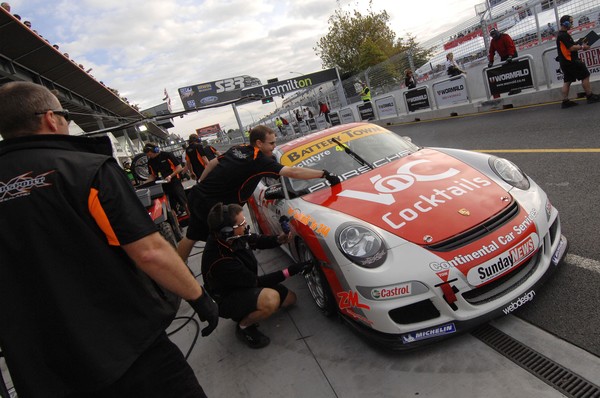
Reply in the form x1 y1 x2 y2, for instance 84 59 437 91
473 149 600 153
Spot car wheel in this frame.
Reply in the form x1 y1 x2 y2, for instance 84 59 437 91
159 221 177 247
167 210 184 242
131 153 149 181
297 240 337 317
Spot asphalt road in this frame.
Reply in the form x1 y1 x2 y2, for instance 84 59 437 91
386 101 600 357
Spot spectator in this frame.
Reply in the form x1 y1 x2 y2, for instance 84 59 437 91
556 15 600 108
0 81 218 398
488 28 518 67
143 142 190 218
294 109 303 124
318 101 331 125
23 20 31 28
445 52 465 76
404 68 417 89
1 2 10 12
176 125 340 262
359 81 371 102
201 203 311 348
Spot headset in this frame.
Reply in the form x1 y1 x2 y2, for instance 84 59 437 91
561 16 572 29
218 205 235 241
144 143 160 153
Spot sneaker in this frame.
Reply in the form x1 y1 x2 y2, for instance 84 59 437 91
561 99 578 109
587 94 600 104
236 323 270 349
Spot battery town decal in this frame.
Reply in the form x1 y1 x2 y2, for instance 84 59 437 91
402 323 456 343
0 171 54 203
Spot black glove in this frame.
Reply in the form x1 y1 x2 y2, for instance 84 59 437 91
322 169 341 186
506 56 513 63
279 215 291 234
187 288 219 337
285 260 315 277
488 61 493 68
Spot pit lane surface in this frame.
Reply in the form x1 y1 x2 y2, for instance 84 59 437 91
387 101 600 358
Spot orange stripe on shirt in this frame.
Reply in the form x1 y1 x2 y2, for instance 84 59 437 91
560 42 572 61
88 188 120 246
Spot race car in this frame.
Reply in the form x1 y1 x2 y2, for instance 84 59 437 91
247 122 568 350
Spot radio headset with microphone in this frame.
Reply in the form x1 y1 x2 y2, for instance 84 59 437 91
144 143 160 153
219 205 235 241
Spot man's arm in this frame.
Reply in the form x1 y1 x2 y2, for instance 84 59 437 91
199 157 219 181
279 166 324 180
122 232 203 300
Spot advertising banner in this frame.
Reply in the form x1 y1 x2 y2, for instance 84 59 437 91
178 75 262 110
486 59 534 96
358 102 375 120
339 108 356 124
404 87 431 112
241 68 338 99
433 76 469 107
196 124 221 137
374 96 398 118
329 111 341 126
308 118 318 131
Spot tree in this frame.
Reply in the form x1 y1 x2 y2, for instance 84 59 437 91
315 2 432 78
314 1 398 76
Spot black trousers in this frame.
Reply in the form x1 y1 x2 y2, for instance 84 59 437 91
68 333 207 398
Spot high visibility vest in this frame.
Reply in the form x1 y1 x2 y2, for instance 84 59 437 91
361 86 371 101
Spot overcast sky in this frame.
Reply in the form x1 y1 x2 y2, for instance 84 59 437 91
10 0 481 139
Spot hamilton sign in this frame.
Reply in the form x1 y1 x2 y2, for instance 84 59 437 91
241 68 339 99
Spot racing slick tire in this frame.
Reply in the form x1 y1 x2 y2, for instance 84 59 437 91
131 153 149 182
159 221 178 247
297 239 337 317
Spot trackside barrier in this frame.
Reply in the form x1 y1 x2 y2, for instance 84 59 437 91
482 55 539 100
338 107 357 124
374 95 399 119
543 38 600 88
431 75 471 108
403 85 433 113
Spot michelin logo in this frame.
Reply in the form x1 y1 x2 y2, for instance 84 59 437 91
402 323 456 343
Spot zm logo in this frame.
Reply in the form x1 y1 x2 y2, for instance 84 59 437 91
337 291 370 310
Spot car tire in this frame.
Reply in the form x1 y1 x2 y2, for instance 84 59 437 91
159 221 177 247
131 153 149 181
297 240 338 317
167 210 184 242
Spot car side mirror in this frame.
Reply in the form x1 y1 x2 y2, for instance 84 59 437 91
264 183 285 200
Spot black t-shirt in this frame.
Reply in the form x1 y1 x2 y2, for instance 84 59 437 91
198 144 284 205
147 151 181 180
185 142 207 176
204 145 218 161
557 30 578 62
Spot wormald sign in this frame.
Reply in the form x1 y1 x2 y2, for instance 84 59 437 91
433 76 469 107
486 58 534 96
404 87 431 112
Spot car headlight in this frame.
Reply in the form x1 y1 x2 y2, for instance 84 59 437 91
489 156 530 190
336 224 387 268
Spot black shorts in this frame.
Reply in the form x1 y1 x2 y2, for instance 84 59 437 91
163 180 187 209
560 60 590 83
218 285 289 322
185 186 213 241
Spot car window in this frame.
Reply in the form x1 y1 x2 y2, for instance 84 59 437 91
281 127 418 195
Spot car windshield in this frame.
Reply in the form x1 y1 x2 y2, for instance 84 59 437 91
279 124 418 195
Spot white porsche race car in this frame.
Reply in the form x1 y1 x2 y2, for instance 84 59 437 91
247 122 568 349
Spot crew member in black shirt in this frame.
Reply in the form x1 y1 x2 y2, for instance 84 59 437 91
183 133 209 181
556 14 600 108
144 142 190 217
177 125 341 261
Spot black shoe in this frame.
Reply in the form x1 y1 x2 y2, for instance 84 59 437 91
587 94 600 104
236 324 270 348
561 99 578 109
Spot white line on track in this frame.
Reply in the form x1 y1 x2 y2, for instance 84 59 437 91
567 254 600 273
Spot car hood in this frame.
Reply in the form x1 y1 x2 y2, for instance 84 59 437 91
301 148 511 245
